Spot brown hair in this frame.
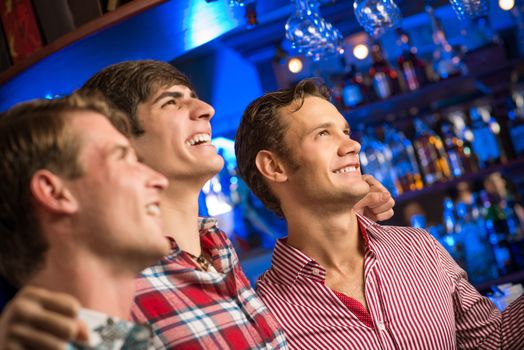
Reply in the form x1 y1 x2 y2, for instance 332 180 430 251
234 78 330 217
82 60 194 135
0 92 130 286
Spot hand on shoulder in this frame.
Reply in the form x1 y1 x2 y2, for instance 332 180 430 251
354 175 395 222
0 286 87 350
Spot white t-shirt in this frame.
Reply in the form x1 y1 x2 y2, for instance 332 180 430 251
67 308 154 350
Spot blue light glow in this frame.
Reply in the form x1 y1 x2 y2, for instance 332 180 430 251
212 136 237 167
183 2 241 50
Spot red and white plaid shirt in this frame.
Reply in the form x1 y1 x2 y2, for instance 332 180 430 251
257 214 524 350
131 217 288 349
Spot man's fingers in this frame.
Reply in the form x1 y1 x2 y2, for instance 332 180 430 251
22 287 80 318
9 324 67 350
362 174 388 192
4 342 25 350
367 196 396 214
354 189 395 222
30 307 80 340
371 209 395 222
356 174 396 222
354 191 393 210
9 287 81 340
368 193 395 221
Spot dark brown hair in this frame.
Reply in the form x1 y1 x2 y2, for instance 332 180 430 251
235 78 330 217
0 92 130 286
82 60 194 135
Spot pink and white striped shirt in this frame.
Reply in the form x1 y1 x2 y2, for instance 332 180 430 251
257 214 524 349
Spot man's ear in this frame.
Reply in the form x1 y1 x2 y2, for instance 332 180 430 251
255 150 288 183
30 170 79 214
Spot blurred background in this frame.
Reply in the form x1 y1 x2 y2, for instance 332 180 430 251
1 0 524 303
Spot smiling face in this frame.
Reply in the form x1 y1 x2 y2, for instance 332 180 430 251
67 111 170 266
132 84 224 185
278 96 370 210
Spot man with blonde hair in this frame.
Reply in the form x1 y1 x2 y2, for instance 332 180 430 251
0 93 169 349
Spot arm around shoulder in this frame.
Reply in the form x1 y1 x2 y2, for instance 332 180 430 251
0 286 85 350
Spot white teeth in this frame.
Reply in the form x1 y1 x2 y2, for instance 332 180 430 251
186 133 211 146
334 166 357 174
146 204 161 216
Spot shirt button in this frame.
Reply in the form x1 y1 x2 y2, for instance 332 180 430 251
311 268 320 276
377 321 385 331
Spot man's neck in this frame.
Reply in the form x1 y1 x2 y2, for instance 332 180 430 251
160 179 206 257
29 251 137 320
286 207 364 272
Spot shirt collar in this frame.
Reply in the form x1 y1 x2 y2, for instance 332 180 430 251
198 216 219 231
356 213 374 249
271 213 378 285
272 238 319 285
165 216 220 256
74 308 153 348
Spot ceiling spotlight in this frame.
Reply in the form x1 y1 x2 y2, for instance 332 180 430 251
288 57 303 73
498 0 515 10
353 44 369 60
229 0 256 6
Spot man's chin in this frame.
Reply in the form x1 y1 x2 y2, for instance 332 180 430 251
187 162 224 188
351 180 371 197
206 159 225 178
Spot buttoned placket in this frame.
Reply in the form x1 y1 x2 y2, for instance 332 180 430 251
361 249 384 349
226 250 276 348
365 246 401 350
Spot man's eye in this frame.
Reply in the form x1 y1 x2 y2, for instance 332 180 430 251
162 99 177 108
319 130 329 136
120 150 138 163
344 130 352 137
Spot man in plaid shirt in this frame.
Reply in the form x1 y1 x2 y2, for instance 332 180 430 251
80 60 394 349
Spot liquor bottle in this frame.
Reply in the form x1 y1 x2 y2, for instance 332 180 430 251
341 63 365 108
510 3 524 58
446 110 480 170
359 129 400 197
460 16 501 52
483 172 524 269
368 40 403 99
440 197 466 269
413 118 453 185
425 6 467 80
469 106 506 168
455 200 499 284
507 89 524 157
501 195 524 270
0 0 43 63
438 117 478 177
395 27 431 91
383 125 423 192
480 190 517 276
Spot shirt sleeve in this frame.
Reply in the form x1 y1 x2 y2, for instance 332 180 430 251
432 236 524 350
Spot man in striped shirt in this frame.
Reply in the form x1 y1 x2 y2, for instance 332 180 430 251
235 78 524 349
